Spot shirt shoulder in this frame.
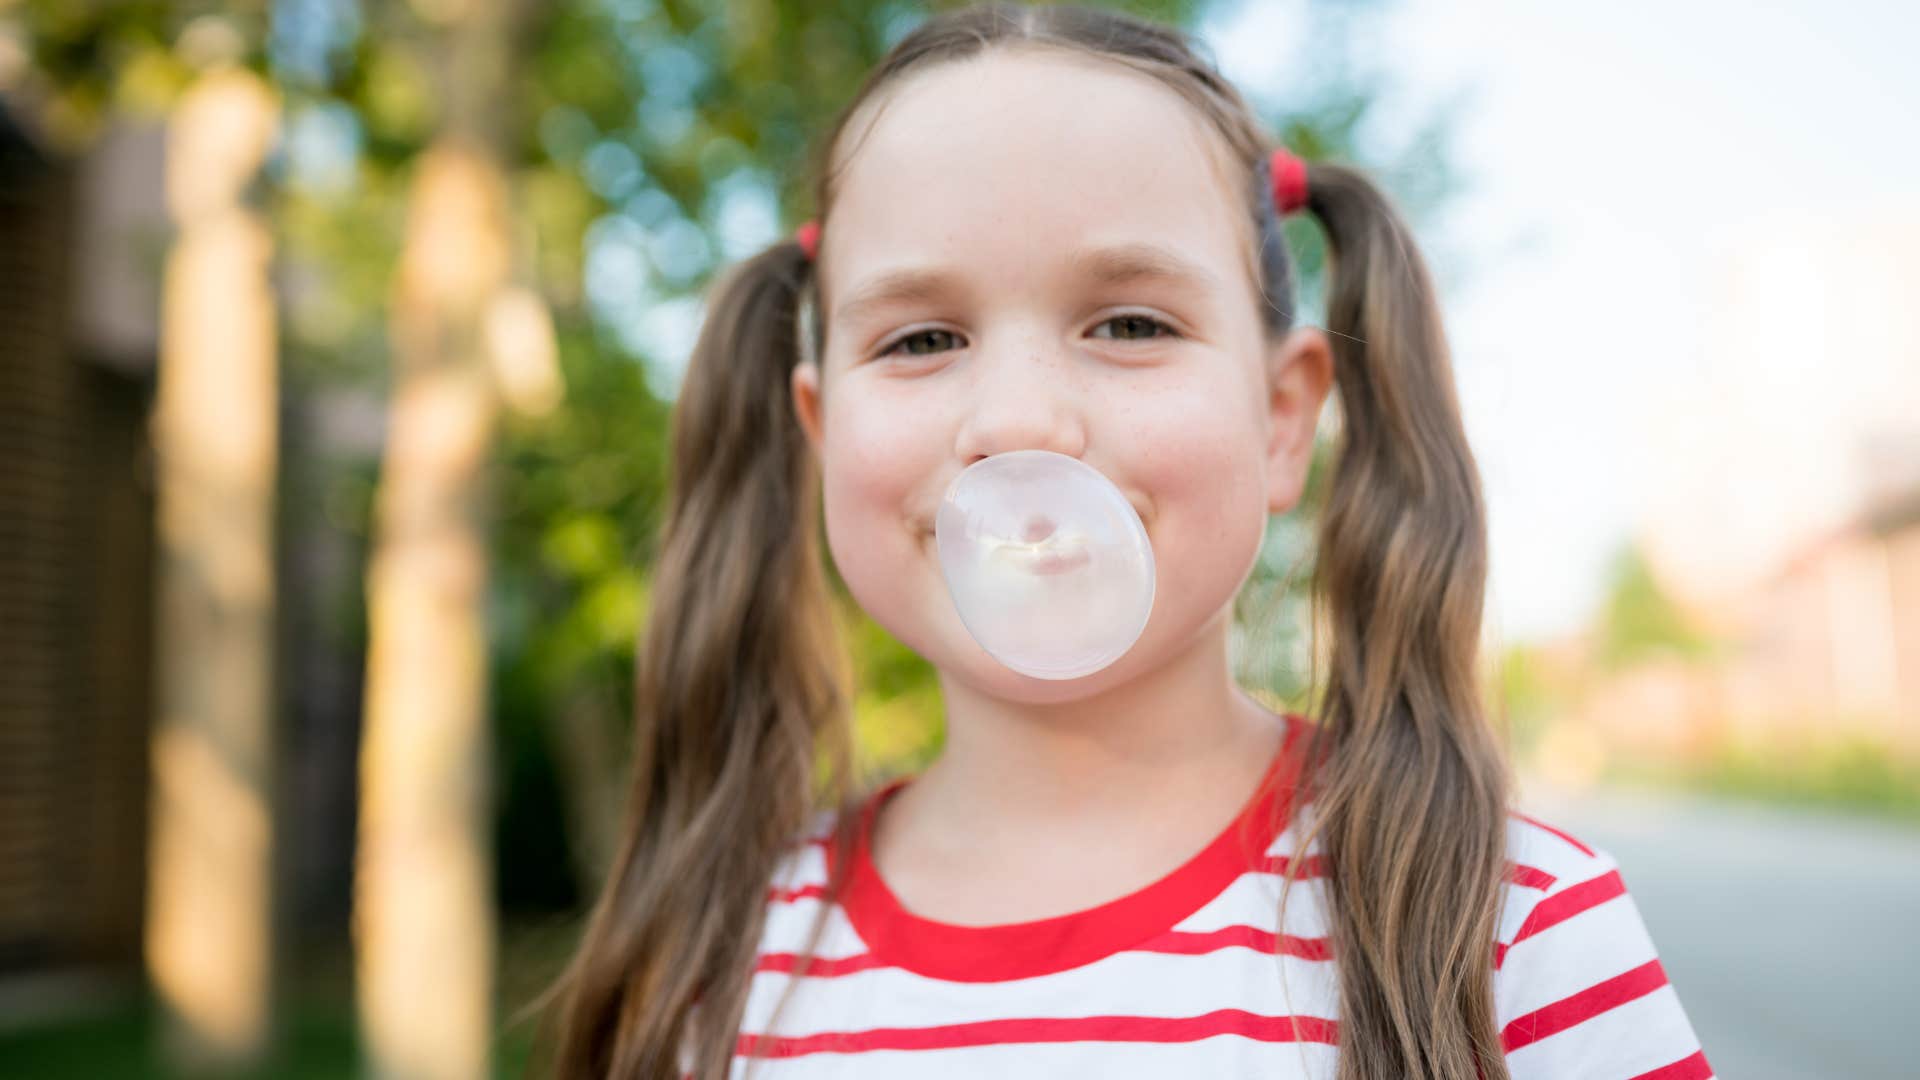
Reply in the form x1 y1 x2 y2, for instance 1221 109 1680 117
756 806 868 961
1495 812 1715 1079
768 807 840 889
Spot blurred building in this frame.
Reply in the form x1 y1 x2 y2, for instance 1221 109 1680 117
1619 203 1920 751
0 102 161 1012
1715 473 1920 748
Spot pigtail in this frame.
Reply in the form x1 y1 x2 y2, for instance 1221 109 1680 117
1296 161 1513 1080
535 238 857 1079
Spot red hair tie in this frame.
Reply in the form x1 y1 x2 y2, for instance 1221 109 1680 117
794 150 1306 261
1269 147 1309 216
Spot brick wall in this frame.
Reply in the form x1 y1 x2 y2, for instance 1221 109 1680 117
0 108 156 979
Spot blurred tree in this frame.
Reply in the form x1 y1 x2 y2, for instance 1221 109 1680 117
147 64 282 1070
349 0 567 1075
1595 541 1717 671
0 2 284 1070
1491 639 1562 755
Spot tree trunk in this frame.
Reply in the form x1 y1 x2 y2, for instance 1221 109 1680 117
353 2 518 1075
549 685 628 894
144 66 280 1072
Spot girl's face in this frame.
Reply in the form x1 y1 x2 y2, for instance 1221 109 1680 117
792 49 1328 703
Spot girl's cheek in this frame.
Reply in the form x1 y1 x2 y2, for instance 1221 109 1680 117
815 385 953 653
1114 381 1269 583
821 382 948 517
1107 373 1255 494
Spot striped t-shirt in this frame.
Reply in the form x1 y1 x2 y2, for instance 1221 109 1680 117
720 714 1712 1078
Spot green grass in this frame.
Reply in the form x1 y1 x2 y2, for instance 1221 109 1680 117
1609 736 1920 823
0 995 359 1079
0 993 545 1079
0 918 578 1079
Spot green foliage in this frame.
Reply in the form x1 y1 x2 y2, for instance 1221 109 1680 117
0 993 359 1079
0 921 569 1076
841 600 947 779
1594 541 1718 671
1233 430 1334 710
1492 641 1558 753
1613 732 1920 823
1 1 271 145
493 324 671 690
488 322 671 904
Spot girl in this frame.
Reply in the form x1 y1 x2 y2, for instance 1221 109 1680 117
538 4 1712 1079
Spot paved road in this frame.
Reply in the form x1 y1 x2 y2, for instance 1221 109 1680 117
1520 781 1920 1080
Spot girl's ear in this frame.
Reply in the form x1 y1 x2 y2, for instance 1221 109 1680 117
791 360 825 455
1264 325 1334 514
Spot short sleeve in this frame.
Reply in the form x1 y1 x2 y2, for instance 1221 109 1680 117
1496 814 1715 1079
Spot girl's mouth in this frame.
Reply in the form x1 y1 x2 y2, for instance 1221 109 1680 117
1026 547 1092 575
987 533 1092 576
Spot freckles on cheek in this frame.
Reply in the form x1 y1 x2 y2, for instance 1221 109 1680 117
1124 411 1268 558
1125 408 1243 497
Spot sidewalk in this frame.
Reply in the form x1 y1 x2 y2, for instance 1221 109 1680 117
1518 777 1920 1080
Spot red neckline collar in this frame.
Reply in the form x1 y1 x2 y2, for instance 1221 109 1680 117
829 714 1307 982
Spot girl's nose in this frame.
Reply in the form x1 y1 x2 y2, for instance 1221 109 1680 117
952 349 1088 464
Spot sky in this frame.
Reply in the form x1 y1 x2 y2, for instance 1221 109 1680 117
1201 0 1920 645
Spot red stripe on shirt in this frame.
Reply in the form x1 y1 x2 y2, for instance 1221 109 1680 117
786 856 1544 894
753 950 890 977
775 849 1343 908
1505 863 1556 890
1254 853 1329 877
1630 1049 1713 1080
767 882 828 904
736 1009 1341 1059
1135 925 1334 961
1496 869 1627 969
754 926 1333 979
775 862 1545 902
1512 811 1596 856
1500 957 1670 1052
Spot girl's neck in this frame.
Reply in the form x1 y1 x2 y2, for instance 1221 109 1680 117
913 607 1286 837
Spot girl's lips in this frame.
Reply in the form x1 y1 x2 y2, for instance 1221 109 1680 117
988 534 1091 576
1025 546 1092 575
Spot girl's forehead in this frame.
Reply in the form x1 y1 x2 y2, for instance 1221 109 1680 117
821 49 1253 300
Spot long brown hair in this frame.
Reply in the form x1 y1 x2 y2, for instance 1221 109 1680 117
535 5 1511 1078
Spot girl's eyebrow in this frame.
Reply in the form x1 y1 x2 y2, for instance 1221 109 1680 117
1071 241 1223 293
833 241 1221 326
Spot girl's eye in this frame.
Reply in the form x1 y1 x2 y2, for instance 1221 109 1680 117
879 328 964 358
1092 314 1177 341
875 314 1177 359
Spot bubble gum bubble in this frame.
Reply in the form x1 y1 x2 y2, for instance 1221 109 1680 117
934 450 1155 680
